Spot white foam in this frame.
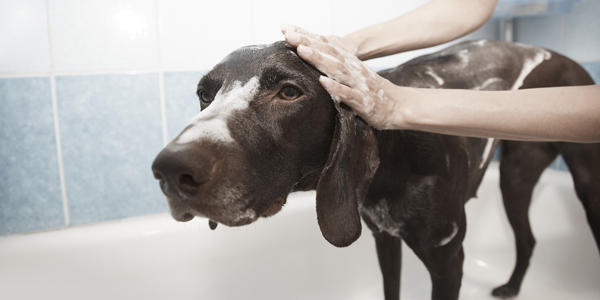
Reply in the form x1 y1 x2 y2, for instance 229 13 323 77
361 199 403 238
458 49 470 66
436 222 458 247
511 49 552 90
176 77 260 145
473 77 502 90
320 51 341 63
425 67 444 85
479 138 495 169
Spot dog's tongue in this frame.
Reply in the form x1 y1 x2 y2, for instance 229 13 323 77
209 220 218 230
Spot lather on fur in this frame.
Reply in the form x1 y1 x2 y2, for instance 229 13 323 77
152 40 600 300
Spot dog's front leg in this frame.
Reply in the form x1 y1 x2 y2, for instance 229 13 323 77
404 212 466 300
373 231 402 300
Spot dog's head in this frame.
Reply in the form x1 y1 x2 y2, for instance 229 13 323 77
152 42 379 247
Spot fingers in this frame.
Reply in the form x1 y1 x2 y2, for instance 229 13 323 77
298 44 348 80
284 31 345 63
280 24 329 43
319 76 366 113
280 24 387 128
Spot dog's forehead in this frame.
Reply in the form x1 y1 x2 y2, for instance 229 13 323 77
176 43 305 146
206 42 302 85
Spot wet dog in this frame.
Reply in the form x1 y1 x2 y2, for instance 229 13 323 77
152 40 599 299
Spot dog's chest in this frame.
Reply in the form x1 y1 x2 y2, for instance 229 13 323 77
361 198 404 238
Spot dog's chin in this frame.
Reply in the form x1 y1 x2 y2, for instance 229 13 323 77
260 196 286 218
165 193 287 226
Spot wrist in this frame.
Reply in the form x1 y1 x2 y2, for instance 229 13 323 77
342 32 367 59
383 82 422 130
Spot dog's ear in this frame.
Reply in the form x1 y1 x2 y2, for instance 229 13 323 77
316 101 380 247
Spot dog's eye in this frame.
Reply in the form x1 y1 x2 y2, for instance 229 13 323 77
199 90 213 103
278 86 301 100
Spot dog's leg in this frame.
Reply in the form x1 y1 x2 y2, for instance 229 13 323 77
374 231 402 300
492 141 559 298
559 143 600 252
404 210 466 300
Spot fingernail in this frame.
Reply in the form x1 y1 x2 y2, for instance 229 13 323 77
319 76 333 88
280 24 295 33
297 45 313 57
285 31 300 43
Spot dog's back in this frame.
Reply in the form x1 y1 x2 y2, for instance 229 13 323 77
373 40 595 201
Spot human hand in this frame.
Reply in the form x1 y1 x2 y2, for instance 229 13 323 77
280 24 358 56
280 24 401 130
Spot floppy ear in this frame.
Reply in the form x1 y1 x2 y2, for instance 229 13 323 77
316 101 380 247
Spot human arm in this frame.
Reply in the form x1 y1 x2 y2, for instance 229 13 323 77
306 0 499 60
376 83 600 143
284 29 600 143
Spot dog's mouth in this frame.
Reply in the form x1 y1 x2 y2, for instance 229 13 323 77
261 196 286 218
206 197 286 230
166 194 287 230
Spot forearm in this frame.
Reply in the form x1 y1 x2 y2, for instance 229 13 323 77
346 0 498 60
397 84 600 143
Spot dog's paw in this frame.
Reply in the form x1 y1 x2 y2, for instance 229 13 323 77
491 285 519 299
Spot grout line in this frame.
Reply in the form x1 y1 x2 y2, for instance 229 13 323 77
0 67 210 79
154 0 168 146
158 72 168 146
45 0 70 227
50 75 70 227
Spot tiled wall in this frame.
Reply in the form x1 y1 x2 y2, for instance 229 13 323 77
0 0 598 235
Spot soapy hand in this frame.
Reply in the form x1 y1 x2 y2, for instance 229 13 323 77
280 25 401 130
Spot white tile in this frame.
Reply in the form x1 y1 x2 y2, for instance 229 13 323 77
366 20 500 70
0 0 51 74
332 0 428 36
329 1 498 70
48 0 159 72
252 0 334 45
330 0 432 69
158 0 254 70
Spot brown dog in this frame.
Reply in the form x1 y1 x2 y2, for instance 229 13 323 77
152 40 599 299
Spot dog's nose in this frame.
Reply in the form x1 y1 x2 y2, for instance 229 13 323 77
151 144 214 197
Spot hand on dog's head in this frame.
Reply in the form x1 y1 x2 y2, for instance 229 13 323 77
152 41 379 247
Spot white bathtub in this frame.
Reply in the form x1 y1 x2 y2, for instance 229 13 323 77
1 163 598 300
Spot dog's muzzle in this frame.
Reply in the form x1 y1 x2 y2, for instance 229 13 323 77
152 144 213 199
151 142 221 222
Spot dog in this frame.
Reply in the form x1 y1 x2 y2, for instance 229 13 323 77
151 40 599 300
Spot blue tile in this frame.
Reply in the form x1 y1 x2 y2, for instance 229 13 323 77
564 0 600 61
549 155 561 170
163 71 205 141
547 155 570 172
0 77 64 235
492 144 502 161
557 155 570 172
515 15 564 54
465 19 500 41
56 73 166 225
581 61 600 84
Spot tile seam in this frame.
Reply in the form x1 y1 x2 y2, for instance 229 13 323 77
155 0 168 146
45 0 70 227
